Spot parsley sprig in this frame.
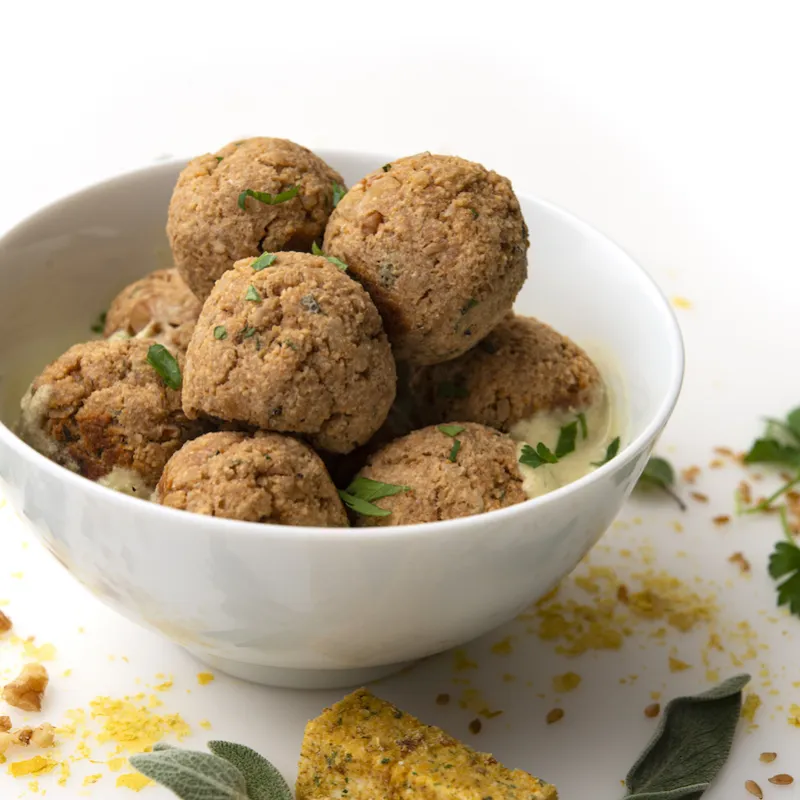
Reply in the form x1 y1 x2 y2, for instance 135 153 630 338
635 456 686 510
311 241 348 271
238 186 299 210
338 476 411 518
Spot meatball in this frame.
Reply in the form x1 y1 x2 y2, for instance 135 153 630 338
182 252 396 454
409 315 602 431
104 268 201 353
168 138 345 300
17 339 204 494
323 152 528 365
349 422 526 527
155 431 347 526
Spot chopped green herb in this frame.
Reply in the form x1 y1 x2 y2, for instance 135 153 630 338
438 382 468 399
555 420 578 458
592 436 620 467
332 181 346 207
311 241 347 271
381 758 391 764
242 326 257 339
448 439 462 462
437 424 465 438
238 185 299 210
460 298 479 315
469 208 479 219
769 534 800 617
382 163 392 172
311 241 324 256
215 156 223 163
213 325 227 340
338 476 411 518
245 285 262 302
283 339 298 350
577 412 588 440
146 344 182 390
251 252 277 271
90 311 107 334
519 442 558 469
301 293 321 314
636 455 686 510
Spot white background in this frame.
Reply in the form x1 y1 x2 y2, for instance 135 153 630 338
1 2 799 798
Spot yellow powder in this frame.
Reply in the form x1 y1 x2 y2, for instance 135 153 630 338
668 656 692 672
671 296 692 309
197 672 215 686
787 703 799 727
10 572 23 579
90 696 190 753
154 680 173 692
490 636 514 655
8 755 57 777
117 773 153 791
83 774 103 785
63 669 72 678
58 760 71 787
452 649 478 671
742 693 762 722
28 779 39 793
199 719 212 730
552 672 582 693
107 757 127 772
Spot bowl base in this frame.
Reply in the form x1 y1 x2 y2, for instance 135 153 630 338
185 648 414 689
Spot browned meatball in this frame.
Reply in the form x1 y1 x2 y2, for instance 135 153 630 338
17 339 204 495
349 422 526 527
182 252 396 454
323 153 528 365
155 431 347 526
168 138 345 300
104 268 201 353
409 315 602 431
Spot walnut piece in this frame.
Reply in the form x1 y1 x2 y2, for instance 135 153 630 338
0 610 11 633
0 716 10 732
30 722 55 748
2 663 49 711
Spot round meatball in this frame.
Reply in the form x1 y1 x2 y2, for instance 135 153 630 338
323 152 528 365
409 315 602 431
168 138 345 300
104 268 201 353
182 252 396 454
155 431 348 526
17 339 204 494
350 422 527 526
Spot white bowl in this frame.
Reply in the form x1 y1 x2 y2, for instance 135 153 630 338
0 151 683 689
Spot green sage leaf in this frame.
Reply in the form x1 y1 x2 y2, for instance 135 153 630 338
208 740 292 800
129 747 248 800
623 673 750 800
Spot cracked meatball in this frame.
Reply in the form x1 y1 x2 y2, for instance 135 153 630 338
323 152 528 365
351 422 526 527
155 431 347 526
104 268 201 353
182 252 396 454
17 339 204 495
168 138 345 300
408 315 602 432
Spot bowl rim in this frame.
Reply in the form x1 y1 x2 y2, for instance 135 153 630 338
0 154 684 542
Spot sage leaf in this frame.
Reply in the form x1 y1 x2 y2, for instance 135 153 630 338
624 673 750 800
208 740 292 800
129 747 248 800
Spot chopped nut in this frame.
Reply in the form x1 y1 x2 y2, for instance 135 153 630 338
617 584 630 603
760 752 778 763
709 459 725 469
30 723 55 748
468 718 482 734
681 466 701 484
728 552 751 573
15 726 33 745
2 663 49 711
690 492 709 503
0 610 11 633
546 708 564 725
738 481 753 505
745 780 763 798
0 716 10 732
435 693 450 706
714 446 735 457
713 515 731 526
769 775 793 786
644 703 661 718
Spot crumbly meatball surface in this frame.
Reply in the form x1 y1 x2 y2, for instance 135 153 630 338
351 422 526 527
156 431 348 526
17 339 204 491
182 252 396 454
104 268 201 352
168 138 344 300
323 152 528 365
409 315 602 431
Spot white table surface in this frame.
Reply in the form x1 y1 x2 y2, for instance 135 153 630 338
1 2 799 797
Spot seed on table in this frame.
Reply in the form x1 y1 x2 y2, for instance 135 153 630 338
745 780 763 798
644 703 660 718
760 753 777 763
468 718 482 734
769 775 794 786
546 708 564 725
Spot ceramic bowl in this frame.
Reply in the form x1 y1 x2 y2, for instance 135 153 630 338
0 151 683 688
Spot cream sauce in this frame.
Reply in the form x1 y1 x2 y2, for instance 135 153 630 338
97 467 153 499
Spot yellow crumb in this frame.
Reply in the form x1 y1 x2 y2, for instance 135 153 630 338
153 680 173 692
77 627 85 634
672 521 684 533
668 656 692 672
10 572 23 580
117 773 153 791
199 719 212 730
90 696 190 753
83 774 103 785
197 672 215 686
671 296 692 309
650 691 662 700
7 755 57 777
452 649 478 671
742 693 762 722
502 673 516 683
58 759 70 787
552 672 582 693
788 704 800 727
490 637 514 656
62 669 72 677
22 641 57 661
107 757 126 772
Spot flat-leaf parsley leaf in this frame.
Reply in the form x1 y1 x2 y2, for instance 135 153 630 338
238 186 299 210
146 344 182 390
338 476 411 518
519 442 558 469
636 456 686 510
